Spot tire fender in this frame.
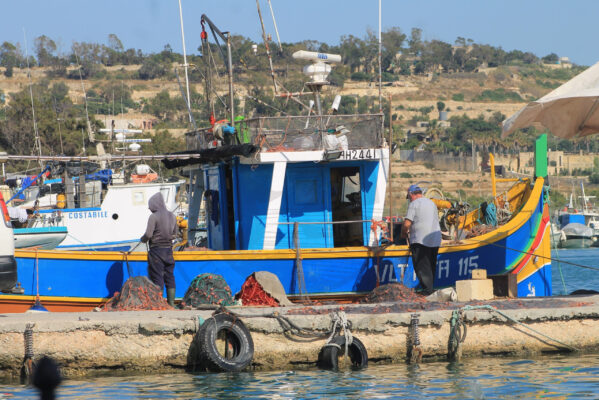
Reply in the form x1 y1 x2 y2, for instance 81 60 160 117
317 336 368 370
195 313 254 372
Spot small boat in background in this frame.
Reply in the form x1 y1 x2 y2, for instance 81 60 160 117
559 222 594 248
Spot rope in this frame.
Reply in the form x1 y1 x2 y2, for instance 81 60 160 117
471 236 599 272
457 305 578 352
216 307 352 345
324 311 353 357
546 189 568 295
447 309 467 361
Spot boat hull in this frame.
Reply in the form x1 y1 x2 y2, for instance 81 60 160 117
558 236 593 249
1 178 551 312
13 227 68 250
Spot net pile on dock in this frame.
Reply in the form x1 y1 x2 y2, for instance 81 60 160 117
236 271 293 307
102 276 172 311
178 273 235 309
360 283 427 304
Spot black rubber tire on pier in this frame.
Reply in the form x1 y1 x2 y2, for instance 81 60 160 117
196 313 254 372
317 336 368 370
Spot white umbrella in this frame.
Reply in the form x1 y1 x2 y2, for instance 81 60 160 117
502 61 599 138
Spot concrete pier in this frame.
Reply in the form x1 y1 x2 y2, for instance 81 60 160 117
1 295 599 379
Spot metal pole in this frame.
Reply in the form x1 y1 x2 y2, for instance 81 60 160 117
388 93 394 242
177 0 192 122
226 32 237 142
378 0 383 112
267 0 282 52
256 0 279 93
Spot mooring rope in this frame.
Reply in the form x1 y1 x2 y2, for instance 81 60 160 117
456 305 578 352
469 236 599 272
323 311 353 357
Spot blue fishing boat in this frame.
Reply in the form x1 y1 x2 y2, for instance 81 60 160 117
0 41 552 312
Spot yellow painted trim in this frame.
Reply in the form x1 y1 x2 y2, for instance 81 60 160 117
15 178 543 262
0 294 107 303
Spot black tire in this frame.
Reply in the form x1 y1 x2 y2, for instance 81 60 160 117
196 313 254 372
317 336 368 370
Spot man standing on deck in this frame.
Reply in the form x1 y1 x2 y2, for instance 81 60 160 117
141 192 177 306
400 184 442 295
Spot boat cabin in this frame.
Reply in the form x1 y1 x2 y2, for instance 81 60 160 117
186 114 388 250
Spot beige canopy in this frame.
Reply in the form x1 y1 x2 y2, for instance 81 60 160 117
502 61 599 138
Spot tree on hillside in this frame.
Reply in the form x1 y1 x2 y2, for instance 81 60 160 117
142 90 185 121
382 27 406 71
138 56 170 80
542 53 559 64
34 35 57 67
0 82 96 155
421 40 453 72
0 42 23 78
339 34 365 73
408 28 424 56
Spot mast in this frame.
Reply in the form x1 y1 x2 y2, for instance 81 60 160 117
177 0 192 123
267 0 283 53
256 0 279 93
378 0 383 112
23 29 42 166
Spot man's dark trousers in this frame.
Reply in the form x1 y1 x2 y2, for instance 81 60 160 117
147 247 176 289
409 243 438 295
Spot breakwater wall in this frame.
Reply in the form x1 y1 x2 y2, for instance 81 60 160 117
1 296 599 380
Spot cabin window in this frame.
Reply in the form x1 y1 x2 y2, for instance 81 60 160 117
132 191 146 205
330 167 363 246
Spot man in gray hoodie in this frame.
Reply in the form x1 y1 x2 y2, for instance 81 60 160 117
141 192 177 306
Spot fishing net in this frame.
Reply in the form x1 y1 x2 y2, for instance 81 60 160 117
236 271 293 307
360 283 427 304
178 273 235 309
101 276 172 311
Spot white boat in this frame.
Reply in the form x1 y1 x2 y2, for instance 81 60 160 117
13 226 67 250
8 165 185 251
31 180 184 251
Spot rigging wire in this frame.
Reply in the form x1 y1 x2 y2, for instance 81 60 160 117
266 0 282 53
22 29 42 166
255 0 278 93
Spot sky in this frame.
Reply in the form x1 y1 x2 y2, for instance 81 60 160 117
1 0 598 66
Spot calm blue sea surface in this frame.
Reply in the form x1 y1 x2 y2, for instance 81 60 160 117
551 247 599 295
3 354 599 399
2 249 599 399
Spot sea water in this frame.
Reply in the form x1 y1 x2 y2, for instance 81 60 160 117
3 354 599 399
2 248 599 399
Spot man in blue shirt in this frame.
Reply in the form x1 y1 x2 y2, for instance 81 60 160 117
400 184 442 295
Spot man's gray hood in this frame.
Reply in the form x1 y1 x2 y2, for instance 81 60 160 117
148 192 166 213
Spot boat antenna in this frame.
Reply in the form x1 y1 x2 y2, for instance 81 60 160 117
175 68 199 132
22 29 43 167
177 0 192 124
266 0 283 53
73 51 94 144
255 0 279 93
52 97 65 154
378 0 383 113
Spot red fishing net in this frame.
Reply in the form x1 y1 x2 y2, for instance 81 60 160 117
237 275 280 307
359 283 427 304
101 276 172 311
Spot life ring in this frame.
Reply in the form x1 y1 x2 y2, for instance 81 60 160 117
195 313 254 372
317 336 368 370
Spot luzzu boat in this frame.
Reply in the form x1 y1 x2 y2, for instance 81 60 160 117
0 127 552 312
0 46 552 312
